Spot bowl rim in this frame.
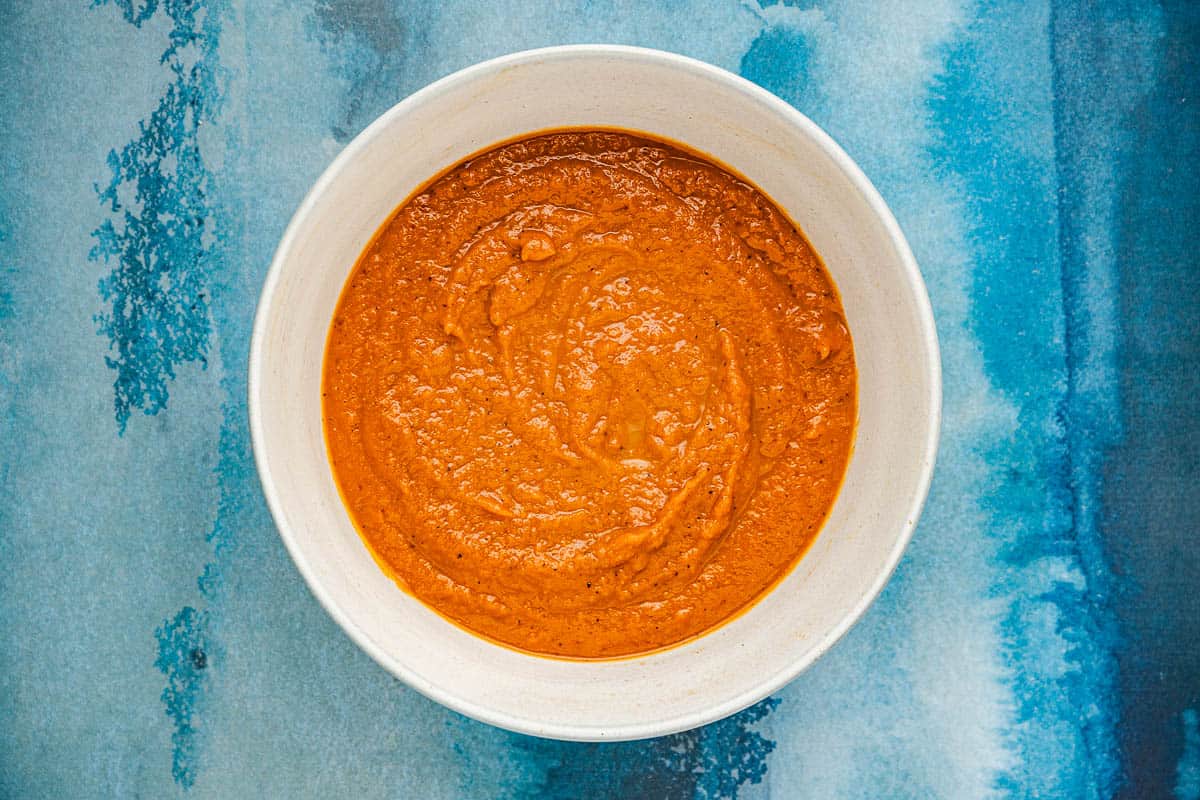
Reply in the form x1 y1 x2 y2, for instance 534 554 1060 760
248 43 942 741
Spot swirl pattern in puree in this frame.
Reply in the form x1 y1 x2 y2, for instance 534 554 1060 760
323 130 856 658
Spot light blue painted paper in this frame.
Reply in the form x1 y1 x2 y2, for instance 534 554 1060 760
0 1 1196 797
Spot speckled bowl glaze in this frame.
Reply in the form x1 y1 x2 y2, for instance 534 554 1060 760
249 45 941 741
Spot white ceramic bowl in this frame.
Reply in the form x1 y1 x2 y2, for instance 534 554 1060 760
250 45 940 741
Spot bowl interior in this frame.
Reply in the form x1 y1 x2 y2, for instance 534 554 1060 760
250 46 939 741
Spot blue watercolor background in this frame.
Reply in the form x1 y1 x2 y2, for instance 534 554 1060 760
0 1 1196 797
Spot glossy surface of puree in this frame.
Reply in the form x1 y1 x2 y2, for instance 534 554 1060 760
323 130 856 658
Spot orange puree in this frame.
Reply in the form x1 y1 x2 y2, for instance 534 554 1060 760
323 130 856 658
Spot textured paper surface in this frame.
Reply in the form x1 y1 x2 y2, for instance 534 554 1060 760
0 1 1197 797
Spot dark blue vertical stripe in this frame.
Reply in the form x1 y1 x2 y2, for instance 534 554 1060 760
1052 0 1200 796
91 0 232 788
1067 1 1200 796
